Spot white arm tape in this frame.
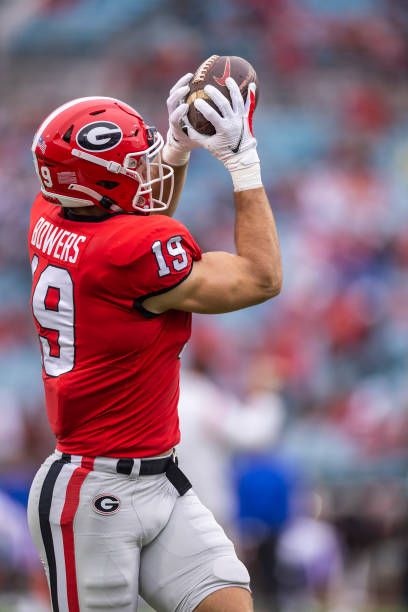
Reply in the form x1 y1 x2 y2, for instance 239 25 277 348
162 144 190 167
230 163 262 192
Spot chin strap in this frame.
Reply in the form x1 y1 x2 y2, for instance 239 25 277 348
41 186 94 208
68 183 103 200
72 149 127 174
72 148 123 174
68 184 120 211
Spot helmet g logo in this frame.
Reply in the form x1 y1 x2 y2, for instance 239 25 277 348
76 121 123 152
92 494 121 515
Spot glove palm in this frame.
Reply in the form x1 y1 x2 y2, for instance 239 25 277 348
184 78 259 172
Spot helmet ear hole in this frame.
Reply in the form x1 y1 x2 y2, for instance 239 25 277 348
63 125 74 143
96 180 120 190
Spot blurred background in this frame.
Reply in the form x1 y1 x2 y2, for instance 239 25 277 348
0 0 408 610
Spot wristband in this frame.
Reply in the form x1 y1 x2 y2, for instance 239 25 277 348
230 163 262 192
162 143 190 167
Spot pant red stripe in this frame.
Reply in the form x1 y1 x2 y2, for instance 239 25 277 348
81 456 95 470
60 458 94 611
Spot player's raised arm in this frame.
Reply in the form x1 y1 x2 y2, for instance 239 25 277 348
153 73 196 216
144 77 282 314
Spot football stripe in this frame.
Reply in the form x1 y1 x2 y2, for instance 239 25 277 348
248 88 256 136
38 459 66 612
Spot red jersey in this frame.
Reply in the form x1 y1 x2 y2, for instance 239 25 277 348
28 194 202 457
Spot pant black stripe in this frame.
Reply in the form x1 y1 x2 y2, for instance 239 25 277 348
38 459 66 612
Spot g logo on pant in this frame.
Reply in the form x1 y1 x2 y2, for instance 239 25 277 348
92 494 121 515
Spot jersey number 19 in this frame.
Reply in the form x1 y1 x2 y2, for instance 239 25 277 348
31 255 75 377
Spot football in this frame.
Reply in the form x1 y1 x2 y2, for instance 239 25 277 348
185 55 259 135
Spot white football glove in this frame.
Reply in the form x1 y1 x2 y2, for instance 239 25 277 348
184 77 262 191
162 72 198 166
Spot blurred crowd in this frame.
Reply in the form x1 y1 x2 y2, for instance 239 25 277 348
0 0 407 610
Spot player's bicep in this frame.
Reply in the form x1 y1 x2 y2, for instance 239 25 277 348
142 251 271 315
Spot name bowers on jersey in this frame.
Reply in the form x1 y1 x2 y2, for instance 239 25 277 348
31 216 87 264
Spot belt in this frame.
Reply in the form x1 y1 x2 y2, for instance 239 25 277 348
58 451 192 496
118 456 173 476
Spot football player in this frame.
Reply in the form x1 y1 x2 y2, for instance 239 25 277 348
27 73 282 612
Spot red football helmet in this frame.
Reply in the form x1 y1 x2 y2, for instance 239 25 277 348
32 96 174 213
